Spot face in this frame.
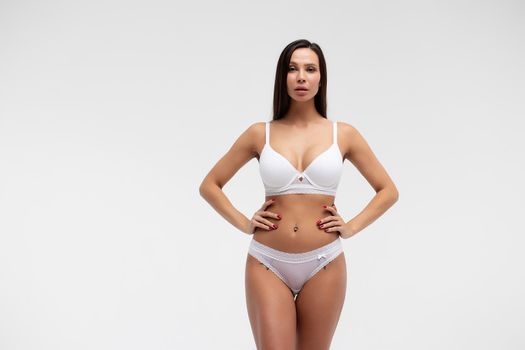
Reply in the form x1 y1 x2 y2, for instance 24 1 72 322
286 48 321 101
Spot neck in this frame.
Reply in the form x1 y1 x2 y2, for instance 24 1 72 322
285 99 322 125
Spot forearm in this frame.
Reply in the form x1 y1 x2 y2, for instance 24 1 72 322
346 187 398 237
199 182 251 235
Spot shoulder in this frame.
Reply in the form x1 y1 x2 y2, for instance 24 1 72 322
235 121 265 138
334 120 366 159
248 121 266 133
233 121 267 155
335 120 360 138
336 120 361 145
241 121 266 141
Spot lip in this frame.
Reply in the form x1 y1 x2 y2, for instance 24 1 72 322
295 87 308 91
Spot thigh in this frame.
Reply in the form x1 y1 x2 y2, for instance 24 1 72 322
245 253 297 350
295 252 347 350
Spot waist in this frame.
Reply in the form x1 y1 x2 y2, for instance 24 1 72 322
252 194 339 252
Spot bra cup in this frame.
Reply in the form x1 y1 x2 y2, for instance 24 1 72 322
304 147 343 188
259 146 298 188
258 129 344 195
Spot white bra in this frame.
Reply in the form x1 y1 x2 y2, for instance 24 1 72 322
258 120 343 196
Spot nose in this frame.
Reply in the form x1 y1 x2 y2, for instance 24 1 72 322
297 69 306 82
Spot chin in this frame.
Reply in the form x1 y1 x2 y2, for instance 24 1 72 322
292 96 312 101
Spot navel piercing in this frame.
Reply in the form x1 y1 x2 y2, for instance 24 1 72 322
293 224 299 232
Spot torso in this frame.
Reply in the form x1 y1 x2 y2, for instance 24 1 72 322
254 194 338 252
253 118 344 252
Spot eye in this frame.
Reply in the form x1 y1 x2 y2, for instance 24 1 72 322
288 66 317 72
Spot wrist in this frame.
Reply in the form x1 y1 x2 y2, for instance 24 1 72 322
241 217 252 235
343 221 358 239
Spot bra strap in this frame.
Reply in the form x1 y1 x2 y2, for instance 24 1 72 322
333 121 337 145
265 122 270 144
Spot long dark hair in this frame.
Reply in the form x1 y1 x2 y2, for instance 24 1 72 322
272 39 328 121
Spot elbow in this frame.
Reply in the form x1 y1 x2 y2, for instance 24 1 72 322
391 186 399 203
199 178 209 198
379 183 399 204
199 182 210 199
377 183 399 203
199 184 207 198
199 179 220 198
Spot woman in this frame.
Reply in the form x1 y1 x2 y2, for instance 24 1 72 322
199 39 399 350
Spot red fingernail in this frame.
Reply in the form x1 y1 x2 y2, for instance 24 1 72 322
316 220 321 224
320 224 323 228
273 224 277 229
323 205 327 208
277 215 281 219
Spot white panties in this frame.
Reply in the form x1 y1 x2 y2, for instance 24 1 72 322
248 238 343 297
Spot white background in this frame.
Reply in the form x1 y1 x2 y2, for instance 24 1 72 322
1 0 524 349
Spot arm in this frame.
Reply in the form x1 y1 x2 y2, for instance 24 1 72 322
339 122 399 238
198 122 261 235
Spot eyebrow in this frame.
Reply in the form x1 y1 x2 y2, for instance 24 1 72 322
289 61 318 67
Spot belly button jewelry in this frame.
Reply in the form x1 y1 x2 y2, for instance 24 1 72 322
293 224 299 232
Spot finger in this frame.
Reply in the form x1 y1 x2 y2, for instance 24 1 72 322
323 205 335 213
253 220 273 231
260 210 281 220
318 215 337 225
262 219 277 229
318 217 340 229
323 224 341 233
253 216 274 230
318 219 332 229
324 206 340 217
256 216 278 230
261 198 276 209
